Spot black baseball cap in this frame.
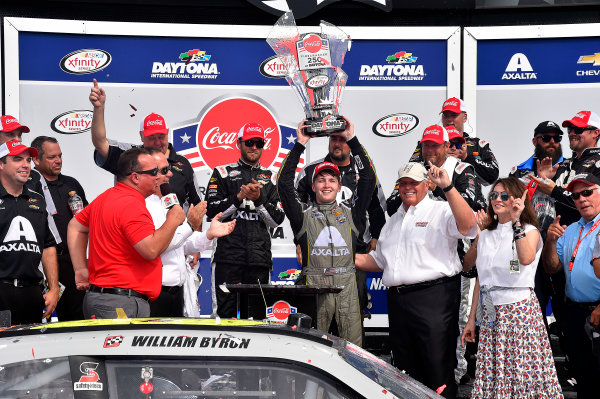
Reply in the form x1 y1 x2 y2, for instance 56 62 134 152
534 121 562 136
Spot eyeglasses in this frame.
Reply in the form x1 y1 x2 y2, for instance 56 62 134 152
489 191 510 202
537 134 562 143
129 167 159 176
449 141 464 149
567 126 596 135
571 188 596 200
159 165 171 175
244 139 265 149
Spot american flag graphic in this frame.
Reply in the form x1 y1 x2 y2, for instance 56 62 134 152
172 124 305 174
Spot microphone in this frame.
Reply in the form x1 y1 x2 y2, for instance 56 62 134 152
160 183 180 210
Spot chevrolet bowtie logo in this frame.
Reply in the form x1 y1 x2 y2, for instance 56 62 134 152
578 53 600 66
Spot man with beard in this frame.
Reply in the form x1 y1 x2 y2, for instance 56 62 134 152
510 121 564 180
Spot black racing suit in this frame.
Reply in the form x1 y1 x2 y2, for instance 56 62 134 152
276 136 376 346
408 132 499 185
206 159 285 318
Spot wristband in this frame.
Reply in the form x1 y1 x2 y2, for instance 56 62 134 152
514 232 526 240
442 184 454 193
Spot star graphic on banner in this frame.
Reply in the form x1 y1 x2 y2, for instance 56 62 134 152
287 134 296 145
180 133 191 144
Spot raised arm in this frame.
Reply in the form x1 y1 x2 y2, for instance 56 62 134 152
89 79 109 159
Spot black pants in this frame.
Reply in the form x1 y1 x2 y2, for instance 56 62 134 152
55 252 85 321
214 262 270 318
150 285 184 317
564 301 600 399
0 283 44 325
388 276 460 399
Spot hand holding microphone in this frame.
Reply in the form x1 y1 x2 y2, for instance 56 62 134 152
161 183 185 225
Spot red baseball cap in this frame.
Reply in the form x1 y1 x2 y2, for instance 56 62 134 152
420 125 449 144
441 97 468 114
446 126 465 143
238 122 265 141
140 113 168 137
0 115 30 133
312 161 340 181
0 140 38 158
562 111 600 129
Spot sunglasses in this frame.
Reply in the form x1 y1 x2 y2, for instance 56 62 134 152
489 191 510 202
159 165 171 175
130 167 159 176
244 139 265 149
567 126 596 135
449 141 464 149
571 188 596 200
537 134 562 143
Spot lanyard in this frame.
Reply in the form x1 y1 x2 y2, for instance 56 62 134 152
569 218 600 271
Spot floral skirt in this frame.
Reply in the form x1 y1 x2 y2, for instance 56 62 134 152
470 291 563 399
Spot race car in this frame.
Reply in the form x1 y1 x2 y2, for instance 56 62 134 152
0 315 441 398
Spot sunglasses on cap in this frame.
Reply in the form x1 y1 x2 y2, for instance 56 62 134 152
159 165 171 175
243 139 265 149
489 191 510 202
571 188 596 200
536 134 562 143
567 126 596 135
129 167 159 176
449 141 464 149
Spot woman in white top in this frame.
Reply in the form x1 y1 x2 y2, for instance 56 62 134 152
461 177 562 398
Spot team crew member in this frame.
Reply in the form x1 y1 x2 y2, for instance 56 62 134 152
388 125 484 216
530 111 600 226
408 97 499 186
356 162 477 398
544 173 600 399
277 119 376 347
0 115 30 145
68 147 186 319
29 136 88 321
89 79 201 207
145 149 236 317
206 123 285 318
0 140 59 325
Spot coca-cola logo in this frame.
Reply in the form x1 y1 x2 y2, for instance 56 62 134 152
259 56 287 79
196 98 280 169
4 118 17 124
303 34 322 53
444 100 458 107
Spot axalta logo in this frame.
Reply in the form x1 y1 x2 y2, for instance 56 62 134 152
266 300 297 323
60 49 111 75
51 110 93 134
502 53 537 80
576 53 600 77
259 55 288 79
372 113 419 137
360 51 424 81
386 51 417 64
151 49 219 80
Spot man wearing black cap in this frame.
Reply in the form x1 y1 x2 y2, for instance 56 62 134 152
0 140 59 325
544 172 600 398
510 121 564 180
277 119 376 347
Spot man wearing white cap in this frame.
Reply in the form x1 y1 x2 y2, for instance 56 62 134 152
206 123 285 318
0 115 30 145
0 140 59 325
530 110 600 226
356 162 477 398
89 79 201 207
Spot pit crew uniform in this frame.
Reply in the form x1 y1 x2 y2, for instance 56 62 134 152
408 133 499 186
0 184 57 325
94 140 201 206
276 137 376 347
206 159 285 318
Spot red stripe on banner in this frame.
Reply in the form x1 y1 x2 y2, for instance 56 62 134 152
278 152 288 158
191 161 205 168
272 162 282 168
183 152 200 159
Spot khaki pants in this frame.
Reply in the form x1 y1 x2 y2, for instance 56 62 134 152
307 272 362 347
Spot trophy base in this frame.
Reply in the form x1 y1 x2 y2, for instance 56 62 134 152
304 116 346 137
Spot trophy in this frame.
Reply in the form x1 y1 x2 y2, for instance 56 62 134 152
267 12 351 137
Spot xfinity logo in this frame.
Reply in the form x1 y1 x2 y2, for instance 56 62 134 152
259 56 287 79
51 110 93 134
60 49 112 75
502 53 537 80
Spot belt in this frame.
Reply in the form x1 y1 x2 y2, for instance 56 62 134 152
89 284 149 301
566 297 600 311
390 274 459 294
161 285 182 294
0 278 43 287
